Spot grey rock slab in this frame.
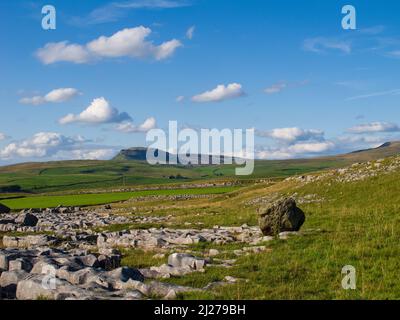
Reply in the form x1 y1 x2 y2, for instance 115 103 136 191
0 270 29 298
168 253 206 270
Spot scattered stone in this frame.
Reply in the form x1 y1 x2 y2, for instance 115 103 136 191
279 231 300 240
224 276 238 283
208 249 220 257
168 253 206 270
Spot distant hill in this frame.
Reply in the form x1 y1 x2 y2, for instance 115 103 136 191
113 147 167 161
0 142 399 193
112 147 229 165
327 141 400 162
113 142 400 164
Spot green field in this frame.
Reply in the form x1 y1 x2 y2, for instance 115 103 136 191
0 159 343 194
1 186 239 210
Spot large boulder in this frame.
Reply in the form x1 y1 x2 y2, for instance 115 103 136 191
258 198 305 236
15 213 38 227
0 203 10 214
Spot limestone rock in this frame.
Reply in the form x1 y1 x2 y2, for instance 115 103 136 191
15 213 39 227
0 270 29 298
258 198 305 236
168 253 206 270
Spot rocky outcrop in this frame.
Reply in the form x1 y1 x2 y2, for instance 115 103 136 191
0 247 230 300
258 198 305 236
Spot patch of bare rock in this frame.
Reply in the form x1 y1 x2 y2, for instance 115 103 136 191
0 197 308 300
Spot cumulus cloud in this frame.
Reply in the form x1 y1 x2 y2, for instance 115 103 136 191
347 122 400 134
254 125 334 159
0 132 116 162
0 132 82 159
286 141 335 154
54 148 116 160
256 141 335 160
186 26 195 40
36 42 91 64
36 26 182 65
19 88 80 105
257 127 325 143
115 117 157 133
192 83 245 103
59 97 131 125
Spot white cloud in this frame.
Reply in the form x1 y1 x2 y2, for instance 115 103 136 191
192 83 245 103
347 122 400 134
19 88 80 105
286 141 335 154
54 148 116 160
257 127 325 143
303 37 351 54
264 82 287 94
37 26 182 64
59 97 131 125
0 132 117 162
37 42 91 65
0 132 82 160
186 26 195 40
115 117 157 133
0 133 8 141
256 141 335 160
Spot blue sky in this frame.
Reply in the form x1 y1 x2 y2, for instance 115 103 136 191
1 0 400 164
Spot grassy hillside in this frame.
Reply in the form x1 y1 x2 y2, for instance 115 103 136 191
1 142 399 194
115 155 400 299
